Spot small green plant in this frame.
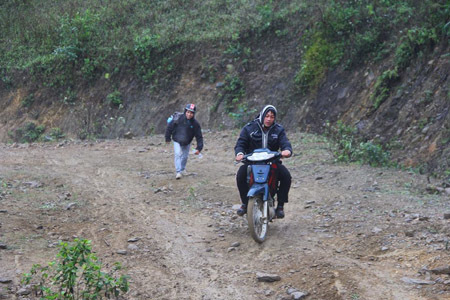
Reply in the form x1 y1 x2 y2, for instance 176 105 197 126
22 239 129 299
372 68 400 109
394 27 437 70
81 58 101 79
9 122 45 143
224 41 243 58
221 74 245 113
356 141 390 167
61 88 77 105
295 33 342 93
200 59 218 83
417 118 429 130
188 187 197 201
325 121 390 167
229 102 257 127
106 91 122 107
325 120 358 163
256 0 275 33
21 93 35 108
49 127 65 140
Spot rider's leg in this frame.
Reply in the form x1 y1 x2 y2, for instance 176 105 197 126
276 164 291 206
236 164 249 215
276 164 291 218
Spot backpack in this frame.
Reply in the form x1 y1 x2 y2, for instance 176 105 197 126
167 112 183 124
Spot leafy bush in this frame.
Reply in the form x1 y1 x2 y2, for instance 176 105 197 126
21 93 35 108
222 74 245 112
134 31 163 81
9 122 45 143
22 239 129 299
49 127 66 140
325 121 390 167
56 9 101 61
106 91 122 107
229 102 257 127
295 33 342 92
395 27 438 70
371 68 400 109
325 120 358 163
61 88 77 105
256 0 275 33
357 141 391 167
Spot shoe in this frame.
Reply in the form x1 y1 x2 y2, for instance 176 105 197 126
237 204 247 216
181 170 188 176
275 207 285 219
176 173 182 179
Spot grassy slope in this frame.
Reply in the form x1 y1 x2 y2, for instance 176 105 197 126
0 0 448 176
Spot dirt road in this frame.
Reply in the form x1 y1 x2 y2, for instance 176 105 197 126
0 131 449 299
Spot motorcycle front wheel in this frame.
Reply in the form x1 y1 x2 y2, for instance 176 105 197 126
247 195 268 243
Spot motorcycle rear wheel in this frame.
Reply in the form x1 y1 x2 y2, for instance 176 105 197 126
247 195 268 243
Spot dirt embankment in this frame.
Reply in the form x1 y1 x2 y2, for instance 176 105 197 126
1 36 448 176
0 131 449 299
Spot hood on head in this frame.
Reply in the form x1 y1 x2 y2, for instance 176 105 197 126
258 105 277 124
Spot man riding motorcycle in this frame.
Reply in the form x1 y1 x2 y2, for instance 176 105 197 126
234 105 292 218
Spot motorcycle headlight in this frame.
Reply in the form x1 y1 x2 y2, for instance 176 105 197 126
247 152 275 161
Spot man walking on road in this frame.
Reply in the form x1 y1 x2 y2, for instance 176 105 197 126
165 103 203 179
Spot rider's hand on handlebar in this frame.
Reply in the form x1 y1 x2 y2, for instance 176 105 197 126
235 153 244 161
281 150 292 158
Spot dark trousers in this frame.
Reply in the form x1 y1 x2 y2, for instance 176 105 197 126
236 163 291 207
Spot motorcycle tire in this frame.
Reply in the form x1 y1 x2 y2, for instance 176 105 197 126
247 195 268 243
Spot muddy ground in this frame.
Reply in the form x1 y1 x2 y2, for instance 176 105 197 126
0 130 449 300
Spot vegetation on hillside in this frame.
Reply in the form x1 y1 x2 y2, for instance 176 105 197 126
0 0 303 89
2 1 447 93
0 0 448 172
1 0 447 105
295 0 449 96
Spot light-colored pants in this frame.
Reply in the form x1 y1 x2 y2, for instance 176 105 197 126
173 141 190 173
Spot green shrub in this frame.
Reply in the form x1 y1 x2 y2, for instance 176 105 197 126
9 122 45 143
356 141 390 167
395 27 438 70
49 127 65 140
61 88 77 105
256 0 275 33
229 102 257 127
21 93 35 108
325 121 390 167
295 33 342 93
22 239 129 299
222 74 245 112
372 68 400 109
56 9 101 61
325 120 358 163
106 90 122 107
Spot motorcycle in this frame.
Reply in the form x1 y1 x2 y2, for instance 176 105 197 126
239 148 281 243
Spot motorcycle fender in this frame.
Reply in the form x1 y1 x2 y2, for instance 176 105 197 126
247 184 269 201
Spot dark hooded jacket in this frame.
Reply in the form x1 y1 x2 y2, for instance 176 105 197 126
234 106 292 155
165 113 203 150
